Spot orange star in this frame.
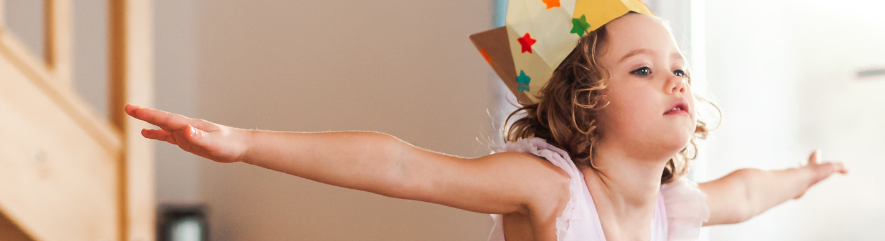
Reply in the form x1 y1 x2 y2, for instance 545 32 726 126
542 0 560 9
517 33 537 54
480 47 493 66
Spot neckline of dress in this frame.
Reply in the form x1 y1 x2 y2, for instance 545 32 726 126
576 169 665 241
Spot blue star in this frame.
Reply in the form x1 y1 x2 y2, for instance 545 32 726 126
516 70 531 92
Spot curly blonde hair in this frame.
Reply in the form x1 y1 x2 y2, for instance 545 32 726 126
503 22 720 184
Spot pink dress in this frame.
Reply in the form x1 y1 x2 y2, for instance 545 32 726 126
487 138 709 241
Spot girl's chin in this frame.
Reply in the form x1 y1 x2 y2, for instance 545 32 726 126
658 135 693 152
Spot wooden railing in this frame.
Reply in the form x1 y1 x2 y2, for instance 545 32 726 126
44 0 72 88
109 1 156 240
0 1 154 241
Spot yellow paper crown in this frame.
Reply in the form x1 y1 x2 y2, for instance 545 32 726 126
470 0 654 105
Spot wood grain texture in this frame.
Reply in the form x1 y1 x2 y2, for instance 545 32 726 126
109 0 156 240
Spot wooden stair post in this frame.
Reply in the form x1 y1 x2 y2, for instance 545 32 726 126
44 0 72 87
0 0 5 32
109 0 156 241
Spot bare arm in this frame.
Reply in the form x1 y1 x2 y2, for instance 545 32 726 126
699 150 848 225
243 130 573 214
124 104 570 215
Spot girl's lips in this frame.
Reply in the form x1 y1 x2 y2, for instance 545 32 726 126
664 98 690 115
664 109 690 116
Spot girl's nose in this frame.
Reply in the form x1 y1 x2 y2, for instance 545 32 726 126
666 75 686 95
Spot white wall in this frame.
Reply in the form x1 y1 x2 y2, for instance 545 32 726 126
701 0 885 240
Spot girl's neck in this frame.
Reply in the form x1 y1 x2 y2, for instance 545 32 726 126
580 141 669 218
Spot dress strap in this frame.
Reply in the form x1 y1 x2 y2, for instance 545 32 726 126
660 178 710 240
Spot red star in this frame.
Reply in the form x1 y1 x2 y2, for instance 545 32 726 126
480 47 493 66
517 33 537 54
542 0 560 9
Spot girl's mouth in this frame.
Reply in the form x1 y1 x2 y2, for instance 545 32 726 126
664 99 689 116
664 108 689 116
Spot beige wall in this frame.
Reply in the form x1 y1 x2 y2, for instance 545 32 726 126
155 0 202 205
194 1 499 240
7 0 500 239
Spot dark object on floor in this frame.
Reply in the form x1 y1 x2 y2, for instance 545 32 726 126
158 204 208 241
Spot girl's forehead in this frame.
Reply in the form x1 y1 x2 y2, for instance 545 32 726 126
602 14 682 63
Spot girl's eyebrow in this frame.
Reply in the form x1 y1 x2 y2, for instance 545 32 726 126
618 48 685 64
618 49 652 63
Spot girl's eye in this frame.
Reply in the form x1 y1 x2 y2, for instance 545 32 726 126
631 67 651 77
674 69 686 77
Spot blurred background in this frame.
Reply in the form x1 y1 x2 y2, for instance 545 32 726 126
2 0 883 240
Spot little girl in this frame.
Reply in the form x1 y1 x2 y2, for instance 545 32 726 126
125 2 847 241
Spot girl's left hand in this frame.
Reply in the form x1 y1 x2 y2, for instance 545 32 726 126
795 150 848 199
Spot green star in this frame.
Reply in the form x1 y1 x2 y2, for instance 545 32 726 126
571 15 591 37
516 70 531 92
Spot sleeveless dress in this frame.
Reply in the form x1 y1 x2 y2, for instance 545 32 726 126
487 138 710 241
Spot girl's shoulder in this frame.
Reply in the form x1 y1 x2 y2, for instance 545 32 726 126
495 138 577 193
497 137 576 174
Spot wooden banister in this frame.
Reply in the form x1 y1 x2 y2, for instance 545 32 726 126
1 0 156 240
109 0 155 241
44 0 73 87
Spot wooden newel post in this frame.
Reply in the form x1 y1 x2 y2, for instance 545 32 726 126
0 0 6 32
44 0 73 87
109 0 156 241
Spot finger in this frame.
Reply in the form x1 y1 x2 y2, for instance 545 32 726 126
124 104 139 115
830 162 848 174
817 162 847 178
808 149 821 165
126 104 192 131
183 125 204 146
142 128 178 145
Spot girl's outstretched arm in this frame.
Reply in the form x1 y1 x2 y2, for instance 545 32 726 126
698 150 848 225
124 104 571 217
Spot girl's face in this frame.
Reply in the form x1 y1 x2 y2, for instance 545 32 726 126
596 14 697 159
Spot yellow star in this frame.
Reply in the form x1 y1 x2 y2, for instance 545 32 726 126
542 0 560 9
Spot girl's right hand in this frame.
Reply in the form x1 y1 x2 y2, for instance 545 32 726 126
124 104 251 163
794 149 848 199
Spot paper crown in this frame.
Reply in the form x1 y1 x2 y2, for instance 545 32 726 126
470 0 654 105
